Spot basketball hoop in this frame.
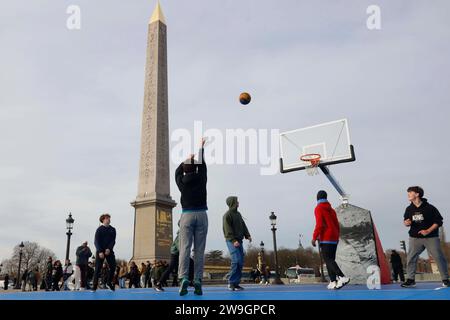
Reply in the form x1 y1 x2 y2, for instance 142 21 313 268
300 154 321 176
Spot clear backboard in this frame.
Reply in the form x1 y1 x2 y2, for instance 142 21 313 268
279 119 355 173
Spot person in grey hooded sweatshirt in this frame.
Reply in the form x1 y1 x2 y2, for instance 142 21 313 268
223 196 252 291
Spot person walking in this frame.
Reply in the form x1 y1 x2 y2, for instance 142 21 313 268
86 262 94 290
140 263 147 288
26 268 36 291
401 186 449 288
3 274 9 290
175 138 208 296
52 260 63 291
154 222 195 292
118 262 128 289
21 269 28 291
33 268 41 291
44 256 53 291
62 259 74 291
144 261 152 288
92 213 117 292
390 250 405 283
75 241 92 291
311 190 350 290
222 196 252 291
128 261 140 288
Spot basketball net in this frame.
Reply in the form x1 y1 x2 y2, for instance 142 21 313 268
300 154 321 176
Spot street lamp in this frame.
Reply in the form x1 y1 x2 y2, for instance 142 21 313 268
269 212 284 285
14 241 25 289
298 234 304 249
65 213 74 261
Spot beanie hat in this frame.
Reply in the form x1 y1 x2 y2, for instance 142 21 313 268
317 190 327 201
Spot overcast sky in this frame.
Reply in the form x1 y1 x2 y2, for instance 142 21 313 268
1 0 449 262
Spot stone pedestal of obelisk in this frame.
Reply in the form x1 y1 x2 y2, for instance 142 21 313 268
131 2 176 264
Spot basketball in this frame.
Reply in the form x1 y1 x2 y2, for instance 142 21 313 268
239 92 251 105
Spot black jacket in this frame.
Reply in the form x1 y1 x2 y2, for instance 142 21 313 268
94 225 116 253
390 252 402 267
76 245 92 266
175 148 207 211
404 198 443 238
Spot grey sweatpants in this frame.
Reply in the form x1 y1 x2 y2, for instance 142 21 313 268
407 236 449 281
178 211 208 282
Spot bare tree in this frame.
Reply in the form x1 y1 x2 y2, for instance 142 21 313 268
0 242 56 278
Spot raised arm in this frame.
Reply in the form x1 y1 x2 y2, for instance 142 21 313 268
175 163 184 190
198 138 207 178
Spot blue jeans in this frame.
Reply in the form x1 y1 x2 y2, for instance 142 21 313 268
119 278 126 289
226 240 244 286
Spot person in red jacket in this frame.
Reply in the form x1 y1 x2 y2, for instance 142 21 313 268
311 190 350 290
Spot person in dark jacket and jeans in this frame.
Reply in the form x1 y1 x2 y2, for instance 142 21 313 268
311 190 350 290
3 274 9 290
223 196 252 291
390 250 405 283
175 138 208 296
92 213 117 292
401 186 449 288
75 241 92 290
51 261 63 291
44 256 53 291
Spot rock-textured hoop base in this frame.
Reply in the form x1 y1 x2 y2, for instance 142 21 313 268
335 203 388 285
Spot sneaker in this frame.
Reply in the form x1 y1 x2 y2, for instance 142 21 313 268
336 276 350 289
327 281 337 290
194 280 203 296
234 285 244 291
401 279 416 288
442 279 450 288
227 284 235 291
106 282 115 292
155 283 165 292
179 278 189 296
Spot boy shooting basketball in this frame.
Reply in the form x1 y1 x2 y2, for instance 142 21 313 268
175 138 208 296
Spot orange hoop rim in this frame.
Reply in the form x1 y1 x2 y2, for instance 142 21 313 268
300 153 321 166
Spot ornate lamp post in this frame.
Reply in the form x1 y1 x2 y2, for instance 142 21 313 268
269 212 284 285
65 213 74 261
14 241 25 289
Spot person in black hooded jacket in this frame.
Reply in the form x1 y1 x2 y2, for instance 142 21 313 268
401 186 449 288
390 250 405 283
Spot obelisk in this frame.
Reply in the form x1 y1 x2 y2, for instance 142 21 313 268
131 2 176 263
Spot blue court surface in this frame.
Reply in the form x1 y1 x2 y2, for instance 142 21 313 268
1 282 449 300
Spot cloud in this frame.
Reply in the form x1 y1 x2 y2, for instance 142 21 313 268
1 0 449 261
